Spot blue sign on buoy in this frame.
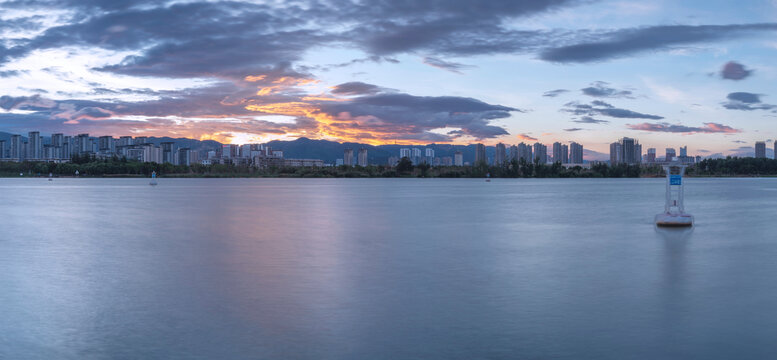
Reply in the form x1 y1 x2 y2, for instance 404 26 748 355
670 175 682 186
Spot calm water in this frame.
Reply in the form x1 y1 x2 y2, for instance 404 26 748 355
1 177 776 359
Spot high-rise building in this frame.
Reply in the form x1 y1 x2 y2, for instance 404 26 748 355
569 142 583 164
533 143 547 163
411 148 422 165
774 141 777 160
118 136 133 147
0 140 5 158
679 146 688 157
10 134 23 160
646 148 656 163
424 148 434 165
442 157 452 166
755 141 766 158
76 133 91 155
610 137 640 164
343 148 354 166
358 148 368 166
509 145 518 161
27 131 42 159
454 151 463 166
474 143 486 165
621 137 636 164
665 148 676 162
517 143 532 162
634 143 642 164
552 142 563 163
98 136 114 154
399 148 411 159
494 143 506 165
561 144 569 164
161 142 176 164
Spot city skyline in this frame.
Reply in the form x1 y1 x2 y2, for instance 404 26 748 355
0 1 776 157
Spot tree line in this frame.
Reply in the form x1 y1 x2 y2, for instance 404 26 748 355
0 155 774 178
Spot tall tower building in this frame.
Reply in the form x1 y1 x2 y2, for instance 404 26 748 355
454 151 463 166
161 142 176 163
0 140 5 159
665 148 676 162
358 148 368 166
27 131 42 159
755 141 766 158
494 143 506 165
609 142 622 164
399 148 411 159
424 148 434 165
774 141 777 160
10 134 23 160
561 144 569 164
569 142 583 164
343 148 354 166
533 143 547 163
679 146 688 157
474 143 486 165
646 148 656 163
552 142 563 163
509 145 518 161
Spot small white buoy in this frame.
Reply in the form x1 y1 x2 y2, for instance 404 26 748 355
48 172 53 181
655 164 693 227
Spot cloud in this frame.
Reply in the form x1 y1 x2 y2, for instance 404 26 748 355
720 61 753 80
541 23 777 63
516 133 538 141
580 81 634 98
543 89 569 97
573 116 610 124
627 122 740 134
330 82 387 96
422 57 475 74
722 92 776 110
564 128 584 131
563 101 663 119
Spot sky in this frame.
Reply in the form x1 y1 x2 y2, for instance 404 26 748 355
0 0 776 158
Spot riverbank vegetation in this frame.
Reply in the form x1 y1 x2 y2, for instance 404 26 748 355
0 155 774 178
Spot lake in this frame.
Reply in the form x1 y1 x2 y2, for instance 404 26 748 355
1 177 776 359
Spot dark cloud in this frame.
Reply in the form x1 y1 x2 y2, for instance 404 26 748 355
564 128 584 131
543 89 569 97
627 122 740 134
422 57 475 74
541 24 777 63
330 82 387 96
0 70 22 77
722 92 776 111
721 61 753 80
563 101 663 119
573 116 609 124
580 81 634 98
314 93 520 140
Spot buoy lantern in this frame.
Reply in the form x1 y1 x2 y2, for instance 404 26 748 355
655 164 693 227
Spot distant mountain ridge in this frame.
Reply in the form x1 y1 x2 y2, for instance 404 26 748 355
265 137 489 164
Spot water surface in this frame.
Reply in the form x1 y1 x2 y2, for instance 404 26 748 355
1 178 776 359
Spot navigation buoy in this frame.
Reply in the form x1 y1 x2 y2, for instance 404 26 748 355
486 172 491 182
149 171 158 186
655 164 693 227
